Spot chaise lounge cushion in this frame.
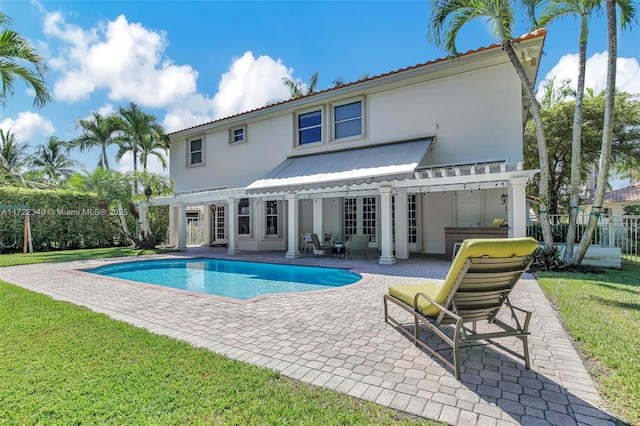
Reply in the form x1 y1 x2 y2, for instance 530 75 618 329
389 237 539 316
388 283 442 314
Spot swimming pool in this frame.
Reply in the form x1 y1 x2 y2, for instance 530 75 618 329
88 259 361 300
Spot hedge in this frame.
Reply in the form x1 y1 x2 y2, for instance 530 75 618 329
0 187 168 253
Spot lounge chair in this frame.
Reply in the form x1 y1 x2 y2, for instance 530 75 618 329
311 233 332 257
383 237 538 379
348 234 370 260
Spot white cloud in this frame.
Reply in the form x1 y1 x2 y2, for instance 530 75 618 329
538 52 640 98
211 51 293 119
162 51 295 132
116 151 168 176
45 13 198 107
0 111 55 143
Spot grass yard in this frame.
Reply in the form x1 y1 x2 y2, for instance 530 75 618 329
537 261 640 425
0 246 170 267
0 281 431 425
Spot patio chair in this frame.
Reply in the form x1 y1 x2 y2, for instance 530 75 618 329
383 237 538 379
348 234 370 260
311 233 332 257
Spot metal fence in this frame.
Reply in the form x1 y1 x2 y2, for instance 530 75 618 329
527 214 640 262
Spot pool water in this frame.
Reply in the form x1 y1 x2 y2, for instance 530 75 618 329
88 259 361 300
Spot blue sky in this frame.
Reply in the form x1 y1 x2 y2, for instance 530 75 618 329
1 0 639 175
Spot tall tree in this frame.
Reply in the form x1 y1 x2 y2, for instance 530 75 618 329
283 71 319 99
30 136 79 185
72 112 121 170
138 131 169 171
0 12 51 108
0 129 29 185
426 0 554 247
573 0 637 263
524 90 640 213
538 0 601 262
114 103 166 175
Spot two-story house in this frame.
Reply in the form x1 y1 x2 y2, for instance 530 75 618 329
152 30 545 264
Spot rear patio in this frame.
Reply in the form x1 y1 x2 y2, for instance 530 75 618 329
0 247 616 425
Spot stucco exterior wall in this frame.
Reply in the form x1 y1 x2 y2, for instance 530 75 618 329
169 61 523 195
170 115 294 193
368 64 523 166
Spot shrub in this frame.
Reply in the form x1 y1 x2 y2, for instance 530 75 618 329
533 245 562 271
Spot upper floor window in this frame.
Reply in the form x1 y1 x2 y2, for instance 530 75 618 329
188 137 204 166
334 100 362 139
298 109 322 145
229 126 246 144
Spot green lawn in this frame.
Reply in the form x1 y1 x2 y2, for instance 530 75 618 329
0 282 430 425
537 261 640 424
0 246 170 267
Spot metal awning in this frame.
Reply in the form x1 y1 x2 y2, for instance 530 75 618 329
246 138 433 194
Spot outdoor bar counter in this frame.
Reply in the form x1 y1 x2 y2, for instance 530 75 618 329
444 227 509 258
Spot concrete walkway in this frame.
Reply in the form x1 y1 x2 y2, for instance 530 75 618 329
0 247 617 425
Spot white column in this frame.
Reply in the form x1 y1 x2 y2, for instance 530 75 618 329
168 204 177 247
395 191 409 260
312 195 323 238
379 186 396 265
508 177 528 238
177 203 188 251
202 205 212 245
286 193 301 259
227 197 240 255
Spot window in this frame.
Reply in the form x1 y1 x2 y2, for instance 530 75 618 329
344 198 357 240
229 126 246 144
362 196 377 243
408 194 417 244
334 100 362 139
265 201 280 237
298 109 322 145
188 138 203 165
186 212 200 225
238 198 250 235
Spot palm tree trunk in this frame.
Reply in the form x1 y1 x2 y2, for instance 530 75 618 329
502 40 554 247
564 34 588 263
573 0 617 264
102 145 110 170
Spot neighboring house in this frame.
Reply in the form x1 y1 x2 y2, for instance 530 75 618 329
152 30 545 264
580 182 640 217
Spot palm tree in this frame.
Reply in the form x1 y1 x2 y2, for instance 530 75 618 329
72 112 121 170
538 0 601 262
0 129 28 184
573 0 637 264
282 71 319 99
0 13 51 108
138 131 169 171
539 0 637 263
427 0 554 247
113 103 166 175
30 136 80 185
133 170 174 244
68 168 134 244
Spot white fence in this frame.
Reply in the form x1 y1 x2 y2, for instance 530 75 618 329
527 214 640 262
187 221 205 246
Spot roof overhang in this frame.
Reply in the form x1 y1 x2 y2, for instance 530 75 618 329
245 139 433 195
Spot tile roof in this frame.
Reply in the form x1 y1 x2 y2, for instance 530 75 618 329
169 29 547 136
602 183 640 203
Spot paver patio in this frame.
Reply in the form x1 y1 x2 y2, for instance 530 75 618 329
0 247 618 425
